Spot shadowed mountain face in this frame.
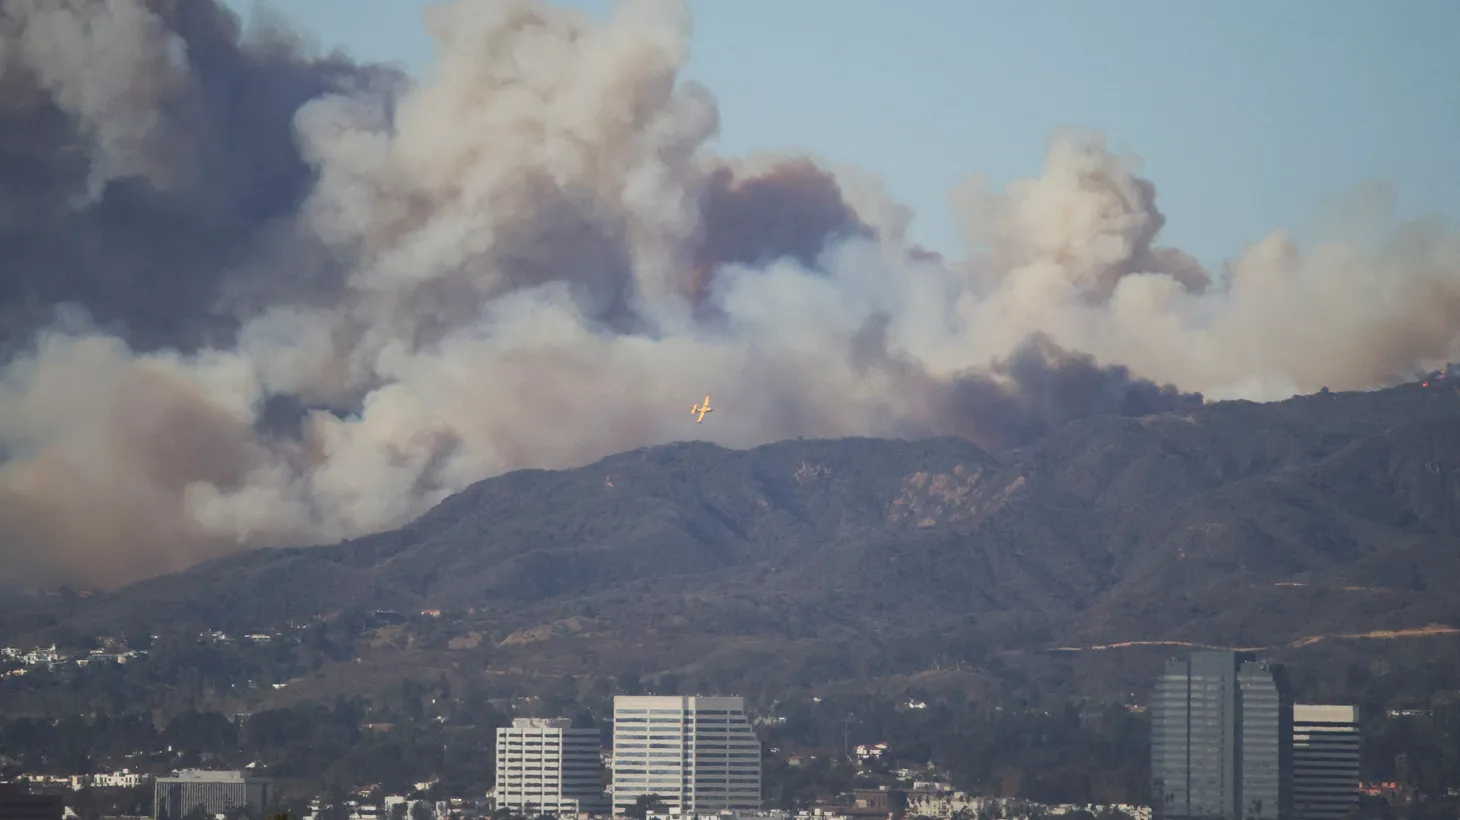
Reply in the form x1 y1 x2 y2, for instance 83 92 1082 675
7 382 1460 696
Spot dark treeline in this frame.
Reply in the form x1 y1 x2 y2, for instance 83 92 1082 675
4 647 1460 813
758 693 1150 806
0 619 367 717
0 686 506 798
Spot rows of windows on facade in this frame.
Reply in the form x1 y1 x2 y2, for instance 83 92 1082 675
1152 650 1362 820
495 696 762 820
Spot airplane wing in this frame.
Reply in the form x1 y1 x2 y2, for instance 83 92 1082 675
703 395 712 406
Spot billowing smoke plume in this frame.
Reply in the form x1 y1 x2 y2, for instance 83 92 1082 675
0 0 1456 588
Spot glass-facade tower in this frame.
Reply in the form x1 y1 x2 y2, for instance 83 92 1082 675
1151 650 1292 820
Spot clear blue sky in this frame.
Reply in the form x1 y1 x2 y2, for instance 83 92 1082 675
223 0 1460 271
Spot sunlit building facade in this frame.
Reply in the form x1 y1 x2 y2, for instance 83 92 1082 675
611 695 761 816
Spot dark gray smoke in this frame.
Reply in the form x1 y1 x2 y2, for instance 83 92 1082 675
0 0 400 351
847 315 1200 451
942 333 1204 450
698 159 873 270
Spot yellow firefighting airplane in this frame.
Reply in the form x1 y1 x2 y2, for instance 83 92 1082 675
691 395 713 423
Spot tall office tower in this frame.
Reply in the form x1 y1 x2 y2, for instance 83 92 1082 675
611 695 762 817
494 717 608 817
1292 705 1361 820
1150 650 1293 820
1238 659 1293 819
153 770 272 820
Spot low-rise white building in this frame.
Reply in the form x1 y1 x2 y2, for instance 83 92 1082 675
92 770 149 788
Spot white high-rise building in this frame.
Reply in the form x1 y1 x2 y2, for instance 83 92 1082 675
611 695 762 817
1292 705 1361 820
495 718 608 817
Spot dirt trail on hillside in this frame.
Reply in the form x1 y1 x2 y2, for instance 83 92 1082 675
1048 623 1460 654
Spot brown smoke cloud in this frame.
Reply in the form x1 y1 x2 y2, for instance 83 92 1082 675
0 0 1456 588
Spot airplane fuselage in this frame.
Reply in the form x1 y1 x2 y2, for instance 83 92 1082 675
691 395 713 423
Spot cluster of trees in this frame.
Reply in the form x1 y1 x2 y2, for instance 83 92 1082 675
1362 705 1460 799
0 689 507 798
0 621 366 717
755 693 1149 807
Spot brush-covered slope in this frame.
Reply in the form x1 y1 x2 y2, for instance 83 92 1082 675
9 382 1460 693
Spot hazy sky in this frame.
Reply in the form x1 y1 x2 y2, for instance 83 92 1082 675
222 0 1459 271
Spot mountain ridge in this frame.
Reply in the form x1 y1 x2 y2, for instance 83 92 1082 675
5 381 1460 703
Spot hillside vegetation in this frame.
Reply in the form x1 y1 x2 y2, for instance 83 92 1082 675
4 381 1460 705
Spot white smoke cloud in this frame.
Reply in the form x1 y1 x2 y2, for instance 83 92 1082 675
0 0 1456 588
